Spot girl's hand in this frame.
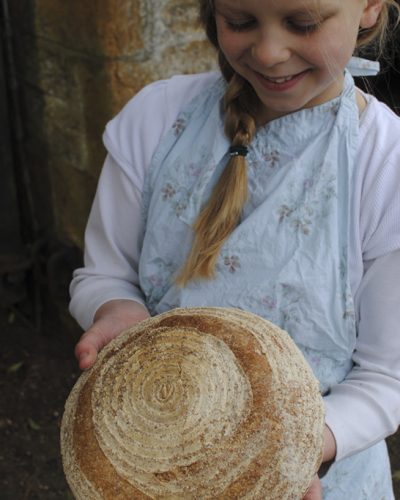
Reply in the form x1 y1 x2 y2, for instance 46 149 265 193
302 425 336 499
74 299 150 370
303 475 322 500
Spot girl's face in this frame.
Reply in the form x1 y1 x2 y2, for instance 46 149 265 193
215 0 382 123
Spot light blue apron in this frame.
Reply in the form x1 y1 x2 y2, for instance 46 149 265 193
138 65 393 498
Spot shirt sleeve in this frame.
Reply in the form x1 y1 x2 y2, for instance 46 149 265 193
324 250 400 460
69 79 173 330
69 73 219 330
324 98 400 461
69 154 146 331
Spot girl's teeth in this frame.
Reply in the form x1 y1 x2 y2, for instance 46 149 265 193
265 75 293 83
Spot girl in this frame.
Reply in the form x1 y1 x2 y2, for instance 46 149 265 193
70 0 400 498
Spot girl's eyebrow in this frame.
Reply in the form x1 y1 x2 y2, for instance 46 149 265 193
214 2 248 14
215 0 336 18
286 2 338 18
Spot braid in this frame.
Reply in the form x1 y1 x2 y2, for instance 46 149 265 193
176 0 399 286
176 70 258 286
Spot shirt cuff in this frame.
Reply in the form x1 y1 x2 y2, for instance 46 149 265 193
69 279 146 331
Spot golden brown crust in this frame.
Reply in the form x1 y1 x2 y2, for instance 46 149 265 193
61 307 324 499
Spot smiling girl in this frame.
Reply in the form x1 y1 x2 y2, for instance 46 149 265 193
213 0 372 121
70 1 400 498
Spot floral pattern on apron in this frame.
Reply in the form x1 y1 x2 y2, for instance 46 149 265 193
139 69 394 499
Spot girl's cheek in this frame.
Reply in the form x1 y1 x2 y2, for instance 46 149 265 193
218 37 243 59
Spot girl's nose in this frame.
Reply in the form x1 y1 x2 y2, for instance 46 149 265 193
250 31 291 68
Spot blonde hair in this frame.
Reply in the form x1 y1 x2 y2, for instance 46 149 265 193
176 0 399 285
357 0 400 54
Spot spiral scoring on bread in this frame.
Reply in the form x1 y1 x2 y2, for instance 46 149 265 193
92 327 253 490
61 307 324 499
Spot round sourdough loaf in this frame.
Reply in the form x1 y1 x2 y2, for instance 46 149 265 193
61 307 324 499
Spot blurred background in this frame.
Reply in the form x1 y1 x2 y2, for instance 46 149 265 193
0 1 399 498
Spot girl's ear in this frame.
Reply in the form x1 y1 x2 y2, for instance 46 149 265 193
360 0 384 29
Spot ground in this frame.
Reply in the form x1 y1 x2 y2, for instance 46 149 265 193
0 305 79 500
0 305 399 500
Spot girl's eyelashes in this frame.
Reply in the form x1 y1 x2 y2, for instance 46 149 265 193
222 16 321 35
224 18 256 32
286 19 320 34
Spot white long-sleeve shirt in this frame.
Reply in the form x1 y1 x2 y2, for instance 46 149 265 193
70 72 400 461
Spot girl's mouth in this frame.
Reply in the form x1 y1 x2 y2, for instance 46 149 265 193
255 70 309 91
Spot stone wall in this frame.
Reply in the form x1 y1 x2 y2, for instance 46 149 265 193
8 1 400 250
9 0 216 248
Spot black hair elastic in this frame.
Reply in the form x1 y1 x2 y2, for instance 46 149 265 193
228 145 249 158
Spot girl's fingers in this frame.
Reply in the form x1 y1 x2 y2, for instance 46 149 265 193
76 346 97 370
74 320 118 370
74 301 151 371
75 335 101 370
302 475 322 500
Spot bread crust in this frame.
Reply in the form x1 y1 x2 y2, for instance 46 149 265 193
61 307 324 499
